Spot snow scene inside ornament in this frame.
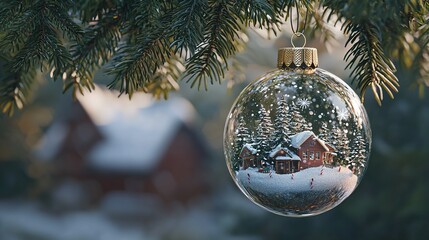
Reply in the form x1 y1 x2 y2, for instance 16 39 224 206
224 69 371 217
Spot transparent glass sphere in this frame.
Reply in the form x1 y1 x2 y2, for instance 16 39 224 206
224 68 371 217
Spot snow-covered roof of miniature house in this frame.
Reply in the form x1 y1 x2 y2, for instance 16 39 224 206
36 85 197 174
269 144 288 158
275 154 300 161
315 139 332 152
241 144 257 154
290 131 315 148
269 144 301 161
290 131 330 151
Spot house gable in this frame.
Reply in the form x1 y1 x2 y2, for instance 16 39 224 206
290 131 316 149
240 144 257 158
269 145 301 161
240 144 259 170
301 136 326 151
290 131 333 152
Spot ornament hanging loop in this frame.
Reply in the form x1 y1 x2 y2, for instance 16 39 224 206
291 32 306 48
289 5 308 35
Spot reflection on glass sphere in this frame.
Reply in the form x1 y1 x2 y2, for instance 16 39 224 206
224 69 371 217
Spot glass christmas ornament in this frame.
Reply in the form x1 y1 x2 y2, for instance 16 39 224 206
224 43 371 217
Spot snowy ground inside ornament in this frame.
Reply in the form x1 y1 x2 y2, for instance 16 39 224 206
236 166 358 216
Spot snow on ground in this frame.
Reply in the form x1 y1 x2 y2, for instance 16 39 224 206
236 166 358 216
237 166 357 193
0 201 148 240
0 191 263 240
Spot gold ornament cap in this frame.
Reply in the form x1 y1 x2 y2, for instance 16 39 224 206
277 47 319 71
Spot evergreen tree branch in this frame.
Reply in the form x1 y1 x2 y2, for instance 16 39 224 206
0 1 30 32
414 20 429 91
0 0 80 114
184 0 244 90
0 63 37 116
408 0 429 96
106 30 171 96
142 54 184 99
11 3 72 73
44 0 83 41
238 0 281 33
170 0 207 55
64 8 121 96
322 0 404 105
0 2 38 54
105 0 176 96
306 4 336 45
73 0 123 23
343 22 399 105
2 0 429 115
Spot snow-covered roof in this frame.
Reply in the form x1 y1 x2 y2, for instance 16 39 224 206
35 122 68 161
290 131 333 151
315 139 331 152
270 144 285 157
82 86 196 173
290 131 315 148
269 144 288 158
269 144 301 161
38 85 197 174
275 153 301 161
241 144 257 154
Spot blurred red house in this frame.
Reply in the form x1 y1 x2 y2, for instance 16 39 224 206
36 86 208 204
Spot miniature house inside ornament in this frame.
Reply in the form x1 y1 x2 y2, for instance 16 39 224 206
224 43 371 217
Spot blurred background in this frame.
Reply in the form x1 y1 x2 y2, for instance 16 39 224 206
1 27 429 240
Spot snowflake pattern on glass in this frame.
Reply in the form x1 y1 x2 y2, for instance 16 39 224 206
296 98 311 109
337 109 350 122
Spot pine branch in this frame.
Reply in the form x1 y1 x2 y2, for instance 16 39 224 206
375 2 418 72
408 0 429 96
307 4 337 45
64 8 121 96
106 30 171 95
44 0 83 41
0 1 30 32
321 0 408 104
0 64 37 116
238 0 280 32
344 22 399 105
11 3 72 73
0 2 38 54
142 54 184 99
132 0 163 31
184 0 244 90
271 0 312 13
73 0 123 23
0 0 81 114
2 0 429 116
104 0 174 96
170 0 207 55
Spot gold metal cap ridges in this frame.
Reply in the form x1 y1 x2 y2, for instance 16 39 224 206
277 47 318 70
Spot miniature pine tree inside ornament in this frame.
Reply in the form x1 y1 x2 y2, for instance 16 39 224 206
223 33 371 217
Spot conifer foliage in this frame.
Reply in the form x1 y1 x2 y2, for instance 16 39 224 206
1 0 429 115
255 106 275 162
273 97 291 147
232 115 252 170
